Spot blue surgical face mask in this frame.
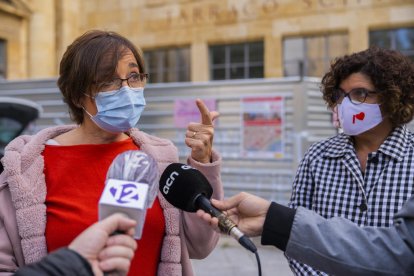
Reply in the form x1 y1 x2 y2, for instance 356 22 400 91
84 86 146 133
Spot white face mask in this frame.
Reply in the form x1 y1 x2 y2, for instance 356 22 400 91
337 97 383 136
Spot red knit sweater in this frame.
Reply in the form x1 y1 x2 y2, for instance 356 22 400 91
43 138 165 276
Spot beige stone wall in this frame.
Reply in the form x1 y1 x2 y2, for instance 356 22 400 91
1 0 414 80
26 0 57 78
79 0 414 80
55 0 81 70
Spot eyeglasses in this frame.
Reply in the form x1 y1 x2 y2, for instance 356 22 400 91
98 73 149 92
332 87 378 105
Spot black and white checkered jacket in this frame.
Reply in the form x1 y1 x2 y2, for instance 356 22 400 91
288 125 414 276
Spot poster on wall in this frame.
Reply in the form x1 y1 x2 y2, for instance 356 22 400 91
174 99 217 127
241 96 284 158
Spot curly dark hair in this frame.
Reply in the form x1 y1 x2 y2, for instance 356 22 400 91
57 30 145 124
321 46 414 127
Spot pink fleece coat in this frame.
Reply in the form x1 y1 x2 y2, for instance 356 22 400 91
0 125 223 275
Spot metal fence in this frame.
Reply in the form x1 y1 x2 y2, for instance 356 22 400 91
0 77 337 205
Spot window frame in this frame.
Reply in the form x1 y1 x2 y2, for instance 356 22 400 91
143 46 191 83
283 33 349 78
369 27 414 60
0 39 6 79
209 40 264 80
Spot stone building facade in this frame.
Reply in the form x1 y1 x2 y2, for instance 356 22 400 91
0 0 413 81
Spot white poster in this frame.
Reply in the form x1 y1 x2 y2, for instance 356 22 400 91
241 96 284 158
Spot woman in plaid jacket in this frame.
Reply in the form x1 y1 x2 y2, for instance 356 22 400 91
288 46 414 275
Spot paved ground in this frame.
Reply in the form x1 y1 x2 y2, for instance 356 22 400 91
191 236 293 276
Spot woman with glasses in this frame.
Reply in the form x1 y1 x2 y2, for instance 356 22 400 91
287 46 414 276
0 30 223 276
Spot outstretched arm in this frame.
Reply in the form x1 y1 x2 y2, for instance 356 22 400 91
198 192 414 275
285 203 414 275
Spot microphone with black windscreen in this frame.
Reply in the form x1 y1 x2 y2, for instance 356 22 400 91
159 163 257 253
99 150 159 239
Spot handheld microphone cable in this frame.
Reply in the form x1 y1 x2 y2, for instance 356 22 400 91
159 163 262 276
197 195 262 276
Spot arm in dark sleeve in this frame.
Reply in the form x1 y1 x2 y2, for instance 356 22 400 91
14 248 93 276
264 196 414 276
285 207 414 275
261 202 295 250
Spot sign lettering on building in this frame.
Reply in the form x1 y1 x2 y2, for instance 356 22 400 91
144 0 400 29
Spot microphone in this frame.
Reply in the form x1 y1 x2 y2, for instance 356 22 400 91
99 150 159 239
159 163 257 253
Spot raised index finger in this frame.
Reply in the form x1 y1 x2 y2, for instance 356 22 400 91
196 98 213 126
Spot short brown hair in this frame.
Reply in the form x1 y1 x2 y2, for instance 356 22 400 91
321 46 414 127
57 30 145 124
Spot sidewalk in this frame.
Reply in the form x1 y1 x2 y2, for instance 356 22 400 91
192 236 293 276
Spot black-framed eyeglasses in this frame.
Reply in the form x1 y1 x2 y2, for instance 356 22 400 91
98 73 149 92
332 87 378 105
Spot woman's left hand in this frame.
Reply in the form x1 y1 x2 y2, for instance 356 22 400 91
185 99 219 163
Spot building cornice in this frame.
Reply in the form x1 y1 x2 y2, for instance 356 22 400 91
0 0 31 19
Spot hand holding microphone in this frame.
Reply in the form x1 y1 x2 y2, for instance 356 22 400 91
198 192 271 237
159 163 257 253
69 213 137 276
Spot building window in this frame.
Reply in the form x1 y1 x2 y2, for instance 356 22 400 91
210 41 264 80
283 34 348 78
370 27 414 62
144 47 190 83
0 39 6 79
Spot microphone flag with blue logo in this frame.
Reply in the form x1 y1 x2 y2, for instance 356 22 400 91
98 150 159 239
